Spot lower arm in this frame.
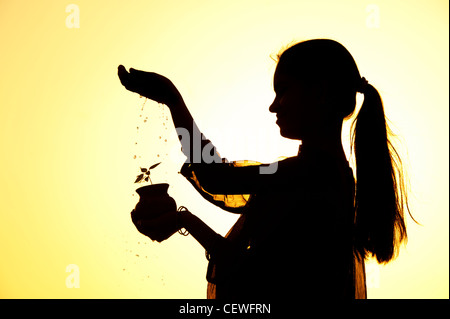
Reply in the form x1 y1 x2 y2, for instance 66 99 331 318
179 210 221 252
169 98 221 164
169 98 197 162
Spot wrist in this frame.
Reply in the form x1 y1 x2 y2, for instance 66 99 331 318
167 92 184 110
176 207 191 236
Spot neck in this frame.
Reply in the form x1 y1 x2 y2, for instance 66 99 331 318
300 126 347 162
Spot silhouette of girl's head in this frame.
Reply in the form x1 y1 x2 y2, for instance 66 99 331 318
270 39 413 263
269 39 361 140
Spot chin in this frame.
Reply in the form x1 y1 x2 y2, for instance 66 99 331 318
278 126 302 140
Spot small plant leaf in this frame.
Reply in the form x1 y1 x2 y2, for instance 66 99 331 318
140 167 147 172
144 176 149 182
145 171 150 175
135 174 144 183
149 162 161 170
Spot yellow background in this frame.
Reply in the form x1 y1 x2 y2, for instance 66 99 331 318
0 0 448 298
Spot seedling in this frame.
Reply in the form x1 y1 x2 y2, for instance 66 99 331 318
135 162 161 185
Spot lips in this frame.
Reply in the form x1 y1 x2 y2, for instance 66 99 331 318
276 118 284 127
276 114 285 123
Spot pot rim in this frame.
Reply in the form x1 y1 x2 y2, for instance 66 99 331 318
136 183 169 195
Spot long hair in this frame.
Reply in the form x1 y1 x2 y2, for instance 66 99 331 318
277 39 412 263
351 84 410 263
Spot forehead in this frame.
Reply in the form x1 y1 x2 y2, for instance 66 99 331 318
273 65 297 90
273 66 288 83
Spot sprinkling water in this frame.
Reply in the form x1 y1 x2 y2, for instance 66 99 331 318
132 97 170 186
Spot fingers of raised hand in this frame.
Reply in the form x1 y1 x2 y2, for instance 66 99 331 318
118 65 130 86
118 65 146 92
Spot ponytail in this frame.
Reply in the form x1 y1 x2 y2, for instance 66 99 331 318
351 84 410 263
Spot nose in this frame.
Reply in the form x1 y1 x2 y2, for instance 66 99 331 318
269 98 279 113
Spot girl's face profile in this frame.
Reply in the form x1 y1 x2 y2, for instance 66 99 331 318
269 67 323 141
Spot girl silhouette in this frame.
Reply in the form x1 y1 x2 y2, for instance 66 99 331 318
118 39 411 300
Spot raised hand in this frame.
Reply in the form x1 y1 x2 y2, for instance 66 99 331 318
118 65 182 107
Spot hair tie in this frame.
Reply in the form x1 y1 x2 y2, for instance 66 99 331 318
357 77 369 94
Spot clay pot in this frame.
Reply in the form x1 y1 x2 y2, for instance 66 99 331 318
134 183 177 219
132 183 179 241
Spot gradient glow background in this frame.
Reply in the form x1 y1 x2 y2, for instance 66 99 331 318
0 0 448 298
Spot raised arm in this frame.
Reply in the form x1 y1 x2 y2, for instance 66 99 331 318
169 97 222 164
118 65 220 164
